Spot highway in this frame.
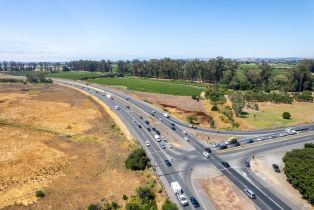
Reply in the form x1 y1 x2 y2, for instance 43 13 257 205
55 79 314 210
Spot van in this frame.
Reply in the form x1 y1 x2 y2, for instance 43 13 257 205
244 188 256 199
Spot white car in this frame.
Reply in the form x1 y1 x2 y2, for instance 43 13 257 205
184 137 189 141
145 141 150 146
182 130 187 135
154 134 161 142
114 105 119 110
166 143 173 148
161 143 166 149
161 136 167 142
203 151 210 158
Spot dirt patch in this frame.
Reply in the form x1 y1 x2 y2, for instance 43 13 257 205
201 176 256 210
0 83 163 209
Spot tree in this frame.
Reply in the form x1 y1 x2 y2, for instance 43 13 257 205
35 190 45 198
259 62 272 87
125 149 150 170
288 60 313 92
162 199 178 210
186 115 197 124
282 112 291 119
136 186 155 204
230 92 245 116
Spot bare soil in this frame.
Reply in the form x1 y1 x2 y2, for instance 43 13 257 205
0 83 164 210
201 176 256 210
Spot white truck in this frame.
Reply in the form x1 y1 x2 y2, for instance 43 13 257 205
154 134 161 142
163 112 170 118
106 93 113 100
171 182 188 206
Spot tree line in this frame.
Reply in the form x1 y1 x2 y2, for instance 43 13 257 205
1 58 313 92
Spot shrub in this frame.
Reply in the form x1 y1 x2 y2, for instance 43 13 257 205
186 115 197 124
295 91 313 102
282 112 291 119
35 190 45 198
211 105 219 111
26 72 52 83
136 186 155 204
88 204 100 210
123 194 128 200
205 85 226 104
125 149 150 170
125 203 141 210
162 199 178 210
191 95 197 100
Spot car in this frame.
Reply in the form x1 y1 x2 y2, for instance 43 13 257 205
96 91 99 93
190 196 200 208
126 97 131 100
234 142 240 147
165 159 172 167
205 147 211 153
139 116 143 119
152 127 156 131
272 164 281 173
146 127 151 132
126 105 130 109
151 113 154 116
221 161 230 168
155 130 160 135
154 135 161 142
161 143 166 149
161 136 167 142
171 126 176 130
189 124 197 129
176 193 189 206
244 188 256 199
219 144 227 150
166 143 173 148
212 143 219 148
137 124 142 128
151 110 156 114
170 123 175 127
247 139 254 144
114 105 119 110
203 151 210 158
145 141 150 146
182 130 187 135
184 136 190 141
225 140 230 145
144 120 149 124
244 160 250 167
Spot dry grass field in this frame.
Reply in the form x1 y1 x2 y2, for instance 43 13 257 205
0 83 163 210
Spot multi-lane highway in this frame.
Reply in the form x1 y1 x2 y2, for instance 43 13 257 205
55 79 314 210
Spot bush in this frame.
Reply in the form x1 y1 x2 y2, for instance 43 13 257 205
26 72 52 83
162 199 178 210
88 204 100 210
282 112 291 119
136 186 155 203
126 203 141 210
35 190 45 198
205 85 226 104
125 149 150 170
191 95 197 100
123 194 128 200
186 115 197 124
295 91 313 102
211 105 219 111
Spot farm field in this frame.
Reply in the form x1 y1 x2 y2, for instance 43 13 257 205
89 77 205 96
0 83 163 209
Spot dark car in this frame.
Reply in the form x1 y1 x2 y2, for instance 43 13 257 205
151 113 154 116
137 124 142 128
146 127 151 132
155 130 160 135
144 120 149 125
205 147 211 153
247 139 254 144
170 123 175 127
234 142 240 147
152 127 156 132
221 161 230 168
219 144 227 150
171 126 176 130
272 164 281 173
126 105 130 109
190 197 200 208
139 116 143 119
164 159 172 167
244 160 250 167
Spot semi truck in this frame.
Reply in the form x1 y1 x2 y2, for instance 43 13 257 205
171 181 188 206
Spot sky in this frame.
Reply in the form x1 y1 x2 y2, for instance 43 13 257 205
0 0 313 61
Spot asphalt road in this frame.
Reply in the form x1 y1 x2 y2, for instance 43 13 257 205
55 79 314 210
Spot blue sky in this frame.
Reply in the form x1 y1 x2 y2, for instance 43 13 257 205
0 0 313 61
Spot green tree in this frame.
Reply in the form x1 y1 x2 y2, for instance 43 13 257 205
230 92 245 116
282 112 291 119
186 115 197 124
125 149 150 170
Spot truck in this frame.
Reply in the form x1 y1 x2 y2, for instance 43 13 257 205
106 93 113 100
154 134 161 142
163 112 169 118
171 182 188 206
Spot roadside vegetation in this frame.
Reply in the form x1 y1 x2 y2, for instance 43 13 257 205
283 143 314 205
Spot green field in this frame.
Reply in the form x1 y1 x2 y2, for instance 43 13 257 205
47 71 105 80
89 77 205 96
